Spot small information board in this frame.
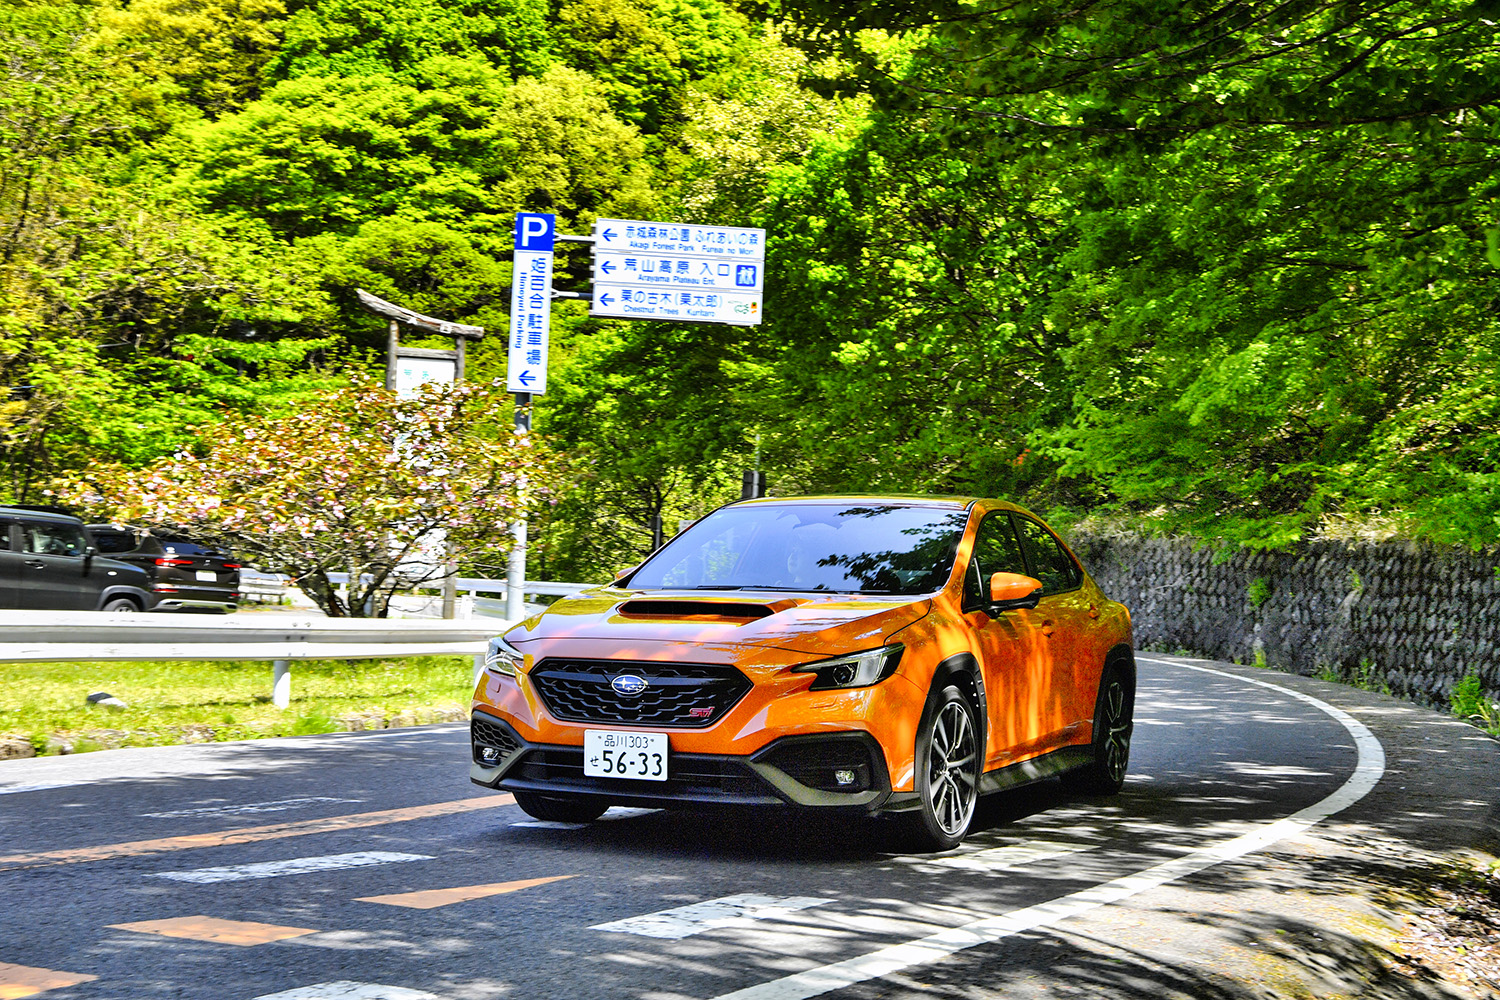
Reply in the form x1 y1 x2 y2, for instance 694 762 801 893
508 212 556 394
394 356 456 399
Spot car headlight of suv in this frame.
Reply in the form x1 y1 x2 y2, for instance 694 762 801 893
485 635 525 677
792 644 903 690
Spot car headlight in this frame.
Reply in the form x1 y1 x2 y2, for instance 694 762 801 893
791 644 903 690
485 635 525 677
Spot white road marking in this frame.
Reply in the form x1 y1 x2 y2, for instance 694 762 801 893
152 851 431 884
709 658 1386 1000
0 782 74 796
251 981 443 999
142 797 361 819
593 894 834 940
893 840 1096 874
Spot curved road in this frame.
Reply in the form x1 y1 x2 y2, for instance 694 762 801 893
0 655 1492 1000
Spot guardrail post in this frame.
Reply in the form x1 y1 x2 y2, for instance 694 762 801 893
272 659 291 709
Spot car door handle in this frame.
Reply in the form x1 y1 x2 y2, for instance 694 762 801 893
1040 619 1055 636
24 559 45 569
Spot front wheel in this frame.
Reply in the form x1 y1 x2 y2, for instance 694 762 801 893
512 790 608 823
905 684 981 852
1062 661 1134 795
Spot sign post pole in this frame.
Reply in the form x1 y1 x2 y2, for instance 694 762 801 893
507 213 557 622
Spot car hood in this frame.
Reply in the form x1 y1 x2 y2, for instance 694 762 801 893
505 588 932 658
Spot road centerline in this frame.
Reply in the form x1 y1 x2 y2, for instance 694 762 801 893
0 795 514 871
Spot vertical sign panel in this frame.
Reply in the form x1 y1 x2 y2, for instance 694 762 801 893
509 213 556 394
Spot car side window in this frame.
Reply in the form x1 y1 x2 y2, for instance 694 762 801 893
963 513 1027 607
0 523 12 550
22 523 87 557
91 530 137 554
1014 517 1081 595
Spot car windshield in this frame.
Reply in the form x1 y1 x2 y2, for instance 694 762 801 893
626 503 970 595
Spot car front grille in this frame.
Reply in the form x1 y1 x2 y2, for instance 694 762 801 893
471 717 521 767
529 660 752 728
513 747 766 798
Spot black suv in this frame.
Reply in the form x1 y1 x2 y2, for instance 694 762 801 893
0 507 156 611
88 526 241 613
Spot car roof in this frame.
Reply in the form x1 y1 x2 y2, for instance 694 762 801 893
0 506 84 525
728 494 989 511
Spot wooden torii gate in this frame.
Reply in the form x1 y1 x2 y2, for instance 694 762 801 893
357 289 485 618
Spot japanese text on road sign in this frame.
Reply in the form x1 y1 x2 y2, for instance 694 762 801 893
509 213 555 394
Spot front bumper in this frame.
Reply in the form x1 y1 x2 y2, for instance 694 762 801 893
470 710 894 811
152 597 237 612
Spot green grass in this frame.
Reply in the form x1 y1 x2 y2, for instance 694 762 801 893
0 656 476 753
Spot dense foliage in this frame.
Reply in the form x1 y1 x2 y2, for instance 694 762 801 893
4 0 1498 588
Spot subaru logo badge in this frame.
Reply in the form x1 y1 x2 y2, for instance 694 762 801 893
611 674 647 698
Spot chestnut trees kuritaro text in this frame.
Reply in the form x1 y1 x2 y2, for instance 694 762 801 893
53 378 565 616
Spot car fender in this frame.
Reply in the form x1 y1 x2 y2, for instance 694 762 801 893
95 585 155 612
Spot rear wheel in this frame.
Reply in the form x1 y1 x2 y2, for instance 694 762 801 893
905 684 980 852
1062 661 1134 795
101 597 139 613
512 791 609 823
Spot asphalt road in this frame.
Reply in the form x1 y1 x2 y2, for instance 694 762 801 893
1 655 1494 1000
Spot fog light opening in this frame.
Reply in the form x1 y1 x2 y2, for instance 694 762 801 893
833 769 857 786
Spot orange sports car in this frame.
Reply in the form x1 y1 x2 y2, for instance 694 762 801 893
470 496 1134 849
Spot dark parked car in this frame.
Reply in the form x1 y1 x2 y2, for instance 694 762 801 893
88 526 241 613
0 507 156 611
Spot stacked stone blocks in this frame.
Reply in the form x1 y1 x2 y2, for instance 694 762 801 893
1071 534 1500 708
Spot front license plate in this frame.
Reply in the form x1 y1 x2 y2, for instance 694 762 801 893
584 729 668 781
195 570 217 582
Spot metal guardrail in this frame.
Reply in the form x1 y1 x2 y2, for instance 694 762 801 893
0 611 512 709
324 573 593 599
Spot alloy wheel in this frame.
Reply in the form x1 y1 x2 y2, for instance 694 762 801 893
1101 677 1131 785
925 698 978 837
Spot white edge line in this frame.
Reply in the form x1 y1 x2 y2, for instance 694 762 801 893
709 656 1386 1000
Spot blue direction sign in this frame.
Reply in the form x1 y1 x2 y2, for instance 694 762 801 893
591 251 763 293
593 219 765 260
509 213 555 394
591 286 762 326
591 218 766 326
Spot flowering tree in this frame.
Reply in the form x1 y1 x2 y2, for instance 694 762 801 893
52 377 566 616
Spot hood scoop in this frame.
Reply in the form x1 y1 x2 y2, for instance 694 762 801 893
617 599 781 622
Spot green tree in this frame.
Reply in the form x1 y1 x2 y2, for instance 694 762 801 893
270 0 553 82
53 377 568 616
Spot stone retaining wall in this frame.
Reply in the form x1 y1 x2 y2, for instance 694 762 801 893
1072 534 1500 708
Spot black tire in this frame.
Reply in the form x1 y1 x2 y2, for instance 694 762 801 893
512 791 609 823
101 597 140 613
904 684 981 852
1062 661 1134 796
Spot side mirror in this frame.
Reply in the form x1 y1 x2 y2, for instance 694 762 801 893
989 572 1042 611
